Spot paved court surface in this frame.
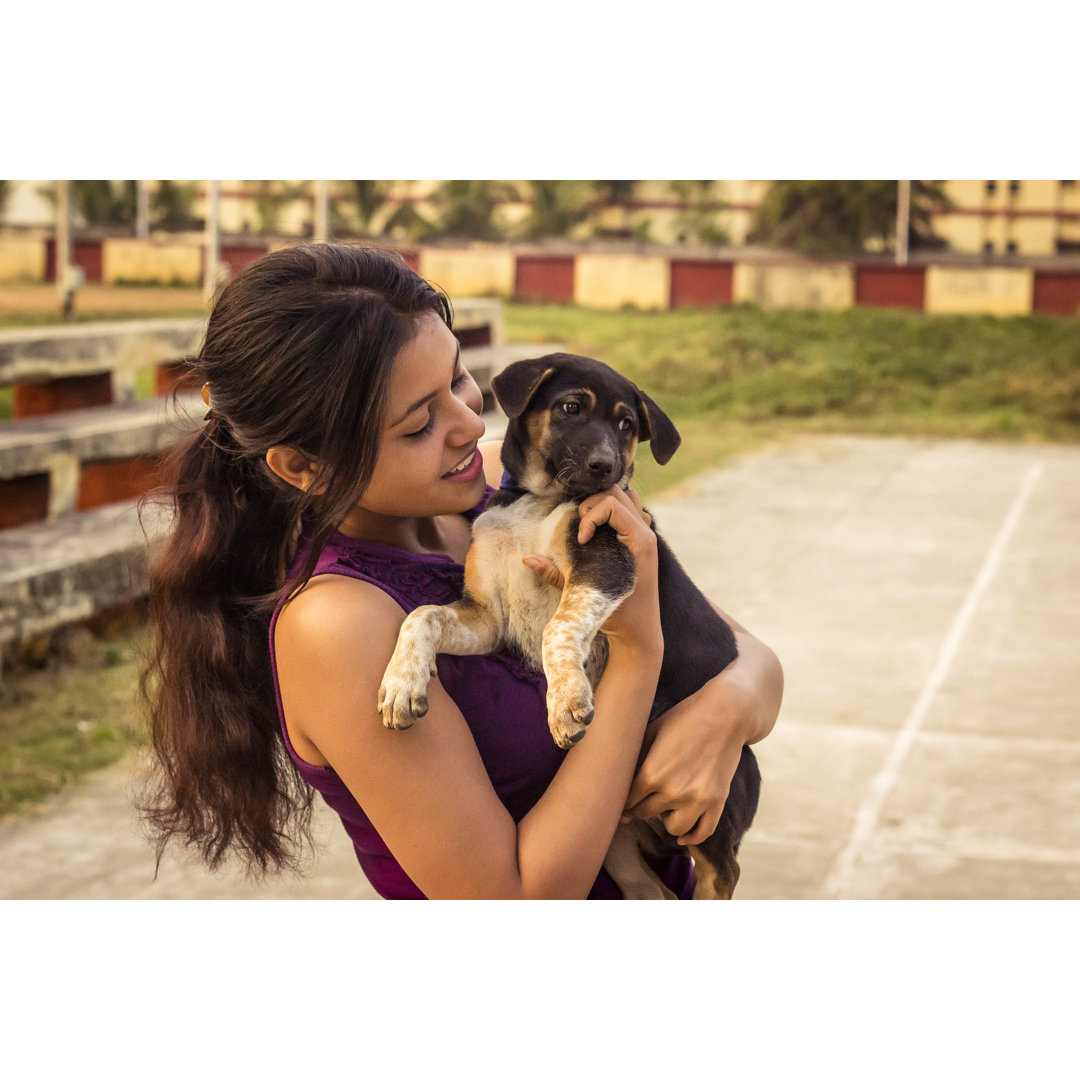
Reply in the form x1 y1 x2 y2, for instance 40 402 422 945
2 433 1078 899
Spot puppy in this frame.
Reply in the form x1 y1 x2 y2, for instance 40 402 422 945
378 353 760 899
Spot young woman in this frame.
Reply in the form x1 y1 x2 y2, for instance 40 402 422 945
141 243 782 899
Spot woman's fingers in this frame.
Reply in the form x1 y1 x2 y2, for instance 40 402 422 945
522 555 565 591
577 487 652 545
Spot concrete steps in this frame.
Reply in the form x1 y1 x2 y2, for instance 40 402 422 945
0 300 546 658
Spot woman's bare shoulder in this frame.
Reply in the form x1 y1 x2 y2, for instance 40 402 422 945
275 574 404 670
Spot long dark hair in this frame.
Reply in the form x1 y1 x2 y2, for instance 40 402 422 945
139 243 452 875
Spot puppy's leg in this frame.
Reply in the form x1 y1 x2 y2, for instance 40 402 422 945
603 820 678 900
685 843 741 900
543 516 635 749
542 582 625 748
379 598 501 729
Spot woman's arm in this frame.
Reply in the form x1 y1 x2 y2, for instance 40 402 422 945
275 488 663 899
622 606 783 845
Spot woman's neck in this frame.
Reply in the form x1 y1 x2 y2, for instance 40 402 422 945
336 508 470 561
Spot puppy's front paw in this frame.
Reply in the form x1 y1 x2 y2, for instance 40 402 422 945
546 673 594 749
378 653 435 730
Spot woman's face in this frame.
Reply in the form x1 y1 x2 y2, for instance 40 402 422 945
342 312 488 527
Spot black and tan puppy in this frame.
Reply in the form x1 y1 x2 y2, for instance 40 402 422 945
378 353 760 899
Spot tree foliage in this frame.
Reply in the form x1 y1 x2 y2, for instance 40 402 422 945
669 180 730 245
36 181 138 227
245 180 308 235
428 180 520 241
341 181 431 240
523 180 593 239
749 181 951 256
152 181 201 231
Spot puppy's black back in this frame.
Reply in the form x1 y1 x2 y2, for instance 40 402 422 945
652 531 738 720
650 527 761 891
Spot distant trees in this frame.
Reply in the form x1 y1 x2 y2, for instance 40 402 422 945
523 180 593 240
342 181 430 240
669 180 729 245
36 181 137 228
151 181 201 231
749 180 950 256
427 180 521 241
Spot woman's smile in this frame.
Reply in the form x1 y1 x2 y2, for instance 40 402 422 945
443 446 483 481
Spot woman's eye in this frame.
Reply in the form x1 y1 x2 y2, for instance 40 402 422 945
406 417 434 439
562 402 580 415
452 369 470 389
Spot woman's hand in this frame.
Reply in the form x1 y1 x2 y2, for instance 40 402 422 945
621 676 751 845
622 623 782 846
576 486 660 651
524 487 661 656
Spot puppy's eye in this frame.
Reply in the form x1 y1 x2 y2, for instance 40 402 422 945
619 417 633 431
561 402 580 415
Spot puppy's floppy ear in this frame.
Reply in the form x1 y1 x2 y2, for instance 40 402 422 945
636 388 681 465
492 358 556 419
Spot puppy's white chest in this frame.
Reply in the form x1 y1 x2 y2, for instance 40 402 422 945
471 498 576 663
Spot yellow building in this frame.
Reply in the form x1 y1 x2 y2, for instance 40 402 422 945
931 180 1080 257
4 180 1079 259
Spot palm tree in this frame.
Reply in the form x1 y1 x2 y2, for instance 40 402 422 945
244 180 309 235
340 181 431 240
523 180 592 239
428 180 520 241
35 181 138 228
749 180 951 257
152 181 202 231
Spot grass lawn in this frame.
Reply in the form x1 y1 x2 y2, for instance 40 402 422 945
0 626 146 817
504 301 1080 496
1 297 1078 816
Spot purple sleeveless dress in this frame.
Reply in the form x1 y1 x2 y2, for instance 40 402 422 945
268 487 694 899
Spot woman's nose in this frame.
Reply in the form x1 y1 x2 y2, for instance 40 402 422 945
452 388 486 442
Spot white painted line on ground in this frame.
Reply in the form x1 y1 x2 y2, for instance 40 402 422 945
818 461 1045 899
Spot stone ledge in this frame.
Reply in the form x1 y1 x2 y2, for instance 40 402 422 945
0 319 207 384
0 499 171 646
0 393 202 480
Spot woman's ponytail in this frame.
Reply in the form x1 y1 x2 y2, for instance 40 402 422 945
138 243 452 875
140 416 313 875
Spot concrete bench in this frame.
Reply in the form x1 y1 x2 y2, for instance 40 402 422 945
0 318 206 417
0 497 168 650
0 298 507 418
0 393 201 521
0 401 511 655
0 292 547 657
0 340 549 526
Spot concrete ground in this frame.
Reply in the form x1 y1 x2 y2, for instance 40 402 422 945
2 431 1078 899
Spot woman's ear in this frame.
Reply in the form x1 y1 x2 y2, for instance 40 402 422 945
265 446 319 491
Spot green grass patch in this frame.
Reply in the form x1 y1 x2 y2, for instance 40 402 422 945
504 302 1080 477
0 629 147 817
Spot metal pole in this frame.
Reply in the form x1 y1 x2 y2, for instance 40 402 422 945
314 179 330 242
896 179 911 266
135 180 150 239
56 179 76 318
204 179 221 303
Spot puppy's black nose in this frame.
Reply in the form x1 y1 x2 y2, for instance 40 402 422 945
587 454 618 485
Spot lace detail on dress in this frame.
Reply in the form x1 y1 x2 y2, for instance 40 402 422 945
334 544 465 607
329 537 547 690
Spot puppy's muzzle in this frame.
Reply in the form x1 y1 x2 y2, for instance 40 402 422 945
556 445 623 497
